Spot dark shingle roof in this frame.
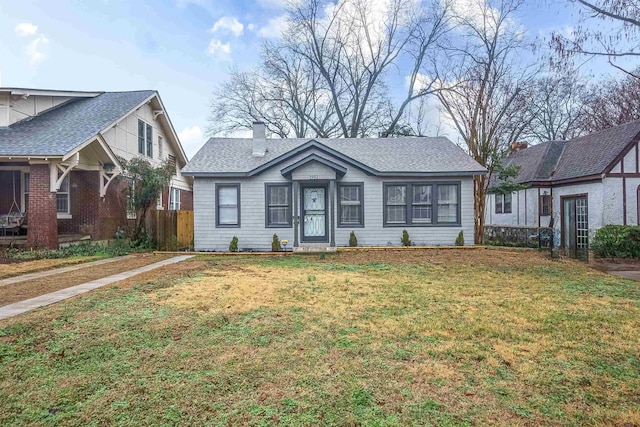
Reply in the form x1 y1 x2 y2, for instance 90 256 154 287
0 91 155 156
182 137 487 176
503 120 640 184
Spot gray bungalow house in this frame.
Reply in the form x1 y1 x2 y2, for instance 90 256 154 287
182 123 487 251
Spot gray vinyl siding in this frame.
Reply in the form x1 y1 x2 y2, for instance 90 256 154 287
193 148 475 251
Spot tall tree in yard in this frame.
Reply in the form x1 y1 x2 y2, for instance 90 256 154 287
209 0 451 138
580 67 640 132
119 157 174 243
550 0 640 78
525 71 591 143
436 0 538 243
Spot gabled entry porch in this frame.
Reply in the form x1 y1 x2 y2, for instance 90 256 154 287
0 137 121 249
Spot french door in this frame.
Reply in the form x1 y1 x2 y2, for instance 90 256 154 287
562 195 588 259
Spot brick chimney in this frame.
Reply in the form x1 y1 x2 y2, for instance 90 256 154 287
252 121 267 157
510 141 528 153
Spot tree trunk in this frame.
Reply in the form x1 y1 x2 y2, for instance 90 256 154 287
474 175 487 244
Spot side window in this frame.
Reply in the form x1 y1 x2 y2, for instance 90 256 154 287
216 184 240 227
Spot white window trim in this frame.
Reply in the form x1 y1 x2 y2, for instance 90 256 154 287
56 175 71 217
169 187 181 211
138 119 154 158
157 191 164 210
21 172 29 214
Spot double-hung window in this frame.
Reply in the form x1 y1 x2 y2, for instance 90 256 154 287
57 175 70 214
384 182 460 226
338 183 364 227
216 184 240 227
138 120 153 157
540 194 551 216
22 172 29 212
265 184 292 227
169 188 180 211
385 185 407 224
495 192 512 214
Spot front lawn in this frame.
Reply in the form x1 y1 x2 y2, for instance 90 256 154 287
0 249 638 425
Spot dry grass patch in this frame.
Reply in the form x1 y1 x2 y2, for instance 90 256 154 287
0 256 103 280
0 249 639 426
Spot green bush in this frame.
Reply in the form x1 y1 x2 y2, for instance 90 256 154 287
271 234 282 252
4 240 139 260
455 231 465 246
592 225 640 258
349 231 358 247
229 236 239 252
401 230 412 247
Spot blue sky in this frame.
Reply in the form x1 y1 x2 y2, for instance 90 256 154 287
0 0 626 158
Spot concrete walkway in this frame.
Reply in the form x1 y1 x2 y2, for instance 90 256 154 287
0 255 194 320
609 270 640 281
0 255 135 287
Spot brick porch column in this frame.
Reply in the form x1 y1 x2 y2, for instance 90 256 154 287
27 164 58 249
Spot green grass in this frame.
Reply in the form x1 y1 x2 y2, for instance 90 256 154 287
0 249 639 426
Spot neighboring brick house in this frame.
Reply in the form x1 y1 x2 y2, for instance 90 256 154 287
0 88 192 248
485 120 640 257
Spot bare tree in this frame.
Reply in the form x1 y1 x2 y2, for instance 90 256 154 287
551 0 640 78
525 71 591 142
580 66 640 132
208 0 451 138
436 0 538 243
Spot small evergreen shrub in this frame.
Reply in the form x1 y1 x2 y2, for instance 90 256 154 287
455 231 465 246
592 225 640 258
401 230 412 247
349 231 358 247
229 236 239 252
272 234 282 252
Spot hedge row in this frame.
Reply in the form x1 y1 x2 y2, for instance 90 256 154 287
592 225 640 258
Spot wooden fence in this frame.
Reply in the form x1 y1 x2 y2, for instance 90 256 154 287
147 210 194 250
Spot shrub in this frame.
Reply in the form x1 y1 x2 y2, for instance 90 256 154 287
455 231 465 246
271 234 282 252
349 231 358 247
229 236 239 252
401 230 412 247
4 240 139 260
592 225 640 258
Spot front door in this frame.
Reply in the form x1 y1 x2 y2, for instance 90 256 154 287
301 185 328 242
562 195 588 259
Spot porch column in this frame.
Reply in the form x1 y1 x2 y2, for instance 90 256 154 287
329 179 335 247
293 181 299 247
27 163 58 249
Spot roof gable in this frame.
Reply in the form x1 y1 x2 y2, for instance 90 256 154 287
503 120 640 185
280 153 349 178
0 91 155 157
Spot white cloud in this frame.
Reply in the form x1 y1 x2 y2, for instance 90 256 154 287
247 23 256 32
205 38 231 58
258 15 288 38
25 35 49 66
178 125 205 158
14 23 38 37
210 16 244 37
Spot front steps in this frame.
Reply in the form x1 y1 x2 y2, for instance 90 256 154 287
293 244 337 253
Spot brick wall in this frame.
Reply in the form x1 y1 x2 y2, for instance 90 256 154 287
26 164 58 249
180 189 193 211
98 176 129 240
58 171 101 236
